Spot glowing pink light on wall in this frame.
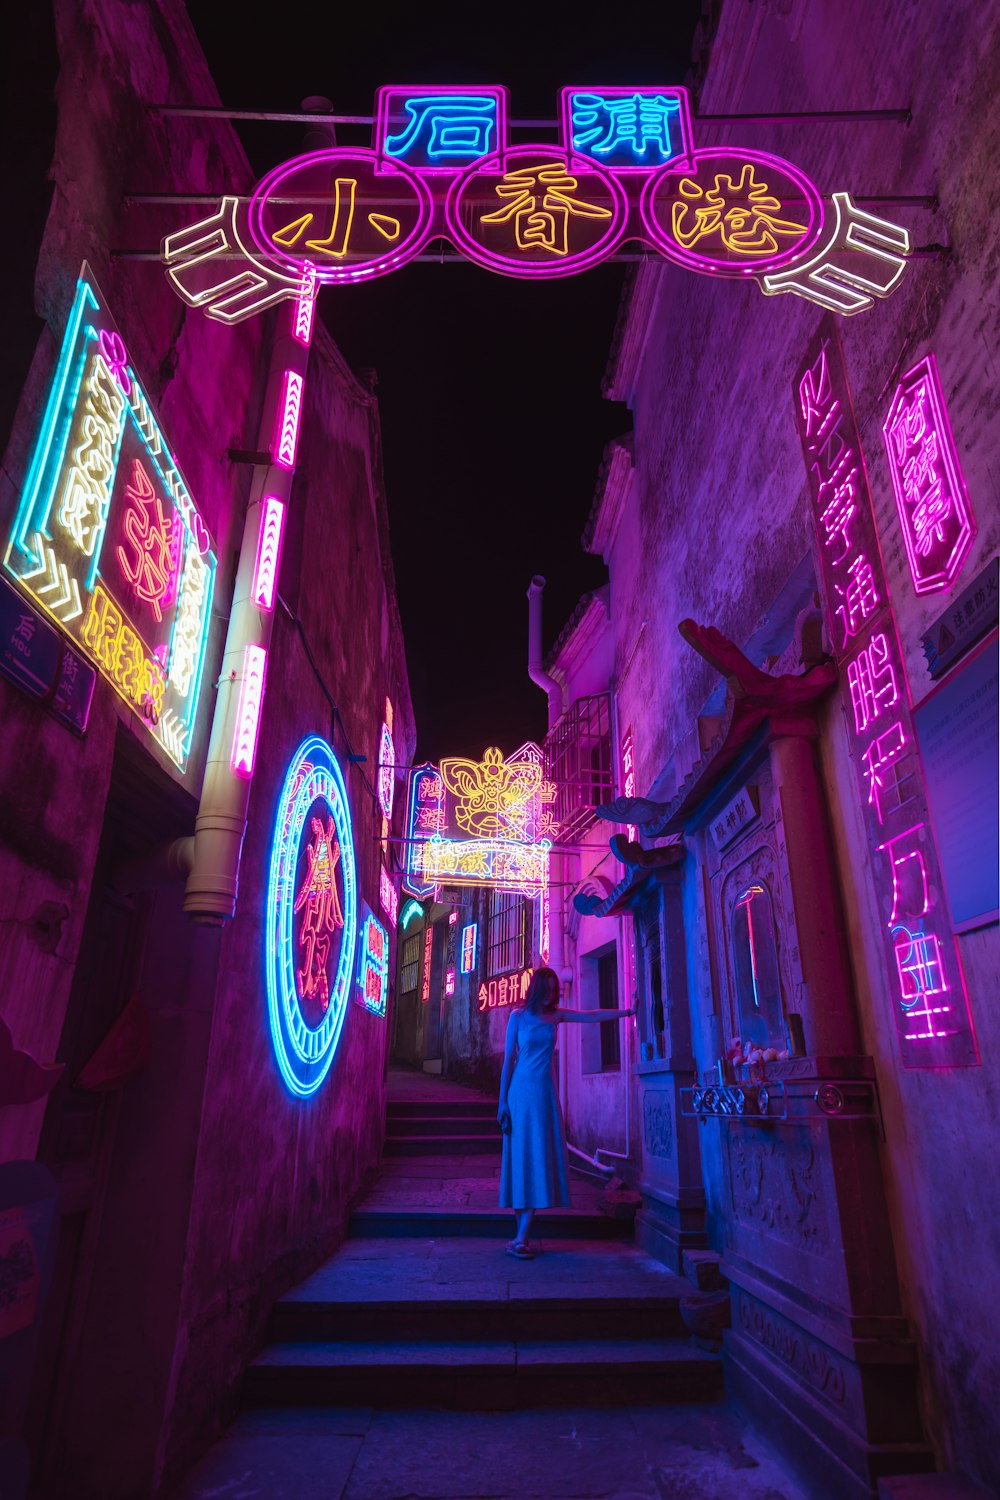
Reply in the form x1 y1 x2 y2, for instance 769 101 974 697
380 863 398 927
882 353 976 595
251 495 285 611
231 643 267 778
420 924 433 1002
273 370 303 470
444 966 456 996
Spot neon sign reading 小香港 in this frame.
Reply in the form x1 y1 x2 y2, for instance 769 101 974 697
793 319 977 1068
404 744 554 900
882 354 976 595
162 85 910 316
478 969 532 1011
356 908 389 1017
265 736 358 1096
5 266 216 770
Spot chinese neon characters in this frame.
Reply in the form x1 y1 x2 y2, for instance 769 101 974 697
163 85 911 313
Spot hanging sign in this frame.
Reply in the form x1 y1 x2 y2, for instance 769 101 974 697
477 968 532 1012
162 86 910 319
403 742 554 898
4 266 216 771
793 317 977 1068
265 735 358 1096
355 907 389 1017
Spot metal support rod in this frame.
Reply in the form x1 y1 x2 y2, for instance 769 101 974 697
149 103 913 128
125 192 939 208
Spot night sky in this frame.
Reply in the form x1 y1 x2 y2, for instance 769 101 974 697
182 2 702 761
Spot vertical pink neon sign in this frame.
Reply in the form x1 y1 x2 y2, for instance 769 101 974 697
794 316 977 1067
231 643 268 778
882 353 976 595
273 370 303 470
251 495 285 611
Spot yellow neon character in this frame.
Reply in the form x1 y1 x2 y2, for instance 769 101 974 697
438 746 551 839
481 161 612 256
58 353 127 555
671 164 806 257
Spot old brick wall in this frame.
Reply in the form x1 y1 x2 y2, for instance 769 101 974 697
0 2 414 1495
606 0 999 1485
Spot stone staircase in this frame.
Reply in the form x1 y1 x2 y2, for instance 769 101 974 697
242 1071 723 1411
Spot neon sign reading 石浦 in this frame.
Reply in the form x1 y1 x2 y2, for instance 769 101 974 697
5 267 216 769
882 354 976 595
265 736 358 1096
793 318 977 1068
404 743 554 899
162 86 910 315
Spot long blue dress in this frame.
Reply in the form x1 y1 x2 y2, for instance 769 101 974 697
499 1009 570 1209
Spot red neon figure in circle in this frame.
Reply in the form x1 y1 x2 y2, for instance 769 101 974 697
293 813 345 1019
445 148 627 278
248 148 434 285
640 148 824 278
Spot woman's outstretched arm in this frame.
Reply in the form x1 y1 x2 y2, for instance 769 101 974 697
554 1003 636 1023
497 1009 519 1127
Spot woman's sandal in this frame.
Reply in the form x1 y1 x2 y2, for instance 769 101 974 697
505 1240 535 1259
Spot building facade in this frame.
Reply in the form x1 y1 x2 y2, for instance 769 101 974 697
538 2 999 1494
0 4 413 1495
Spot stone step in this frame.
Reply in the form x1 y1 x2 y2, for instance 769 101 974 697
271 1290 686 1343
682 1248 727 1293
348 1208 630 1239
387 1100 497 1119
382 1134 502 1157
386 1115 501 1138
244 1337 723 1409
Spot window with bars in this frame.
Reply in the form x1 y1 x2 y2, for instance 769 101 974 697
597 949 621 1070
486 889 527 977
545 694 614 840
399 931 422 995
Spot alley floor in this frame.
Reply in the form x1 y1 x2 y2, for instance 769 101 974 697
171 1071 814 1500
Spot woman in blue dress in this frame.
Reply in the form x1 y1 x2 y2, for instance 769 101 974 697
497 967 635 1258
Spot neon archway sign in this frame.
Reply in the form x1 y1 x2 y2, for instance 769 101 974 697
265 735 358 1097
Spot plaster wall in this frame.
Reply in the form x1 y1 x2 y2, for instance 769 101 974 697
603 0 999 1484
0 2 415 1493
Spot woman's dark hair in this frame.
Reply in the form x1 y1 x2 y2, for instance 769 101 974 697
523 967 559 1013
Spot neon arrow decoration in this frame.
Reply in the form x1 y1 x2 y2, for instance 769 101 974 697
231 643 267 778
251 496 285 611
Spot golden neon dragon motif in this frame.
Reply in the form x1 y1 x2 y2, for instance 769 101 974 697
438 746 554 840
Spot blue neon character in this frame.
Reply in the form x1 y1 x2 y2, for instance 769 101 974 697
570 91 686 167
384 94 498 167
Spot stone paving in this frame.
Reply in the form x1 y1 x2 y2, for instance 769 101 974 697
170 1070 815 1498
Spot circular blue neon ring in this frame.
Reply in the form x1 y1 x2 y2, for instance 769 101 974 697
265 735 357 1097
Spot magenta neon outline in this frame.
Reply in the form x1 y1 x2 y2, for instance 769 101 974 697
444 146 628 280
251 495 285 611
231 643 267 778
639 147 824 279
558 86 695 171
374 84 509 171
273 370 303 470
248 148 435 286
881 353 977 595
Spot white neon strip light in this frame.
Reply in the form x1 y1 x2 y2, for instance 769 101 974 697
293 266 317 345
251 495 285 610
274 370 303 470
231 643 268 778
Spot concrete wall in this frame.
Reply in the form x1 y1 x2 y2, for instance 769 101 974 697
598 0 999 1485
0 2 414 1494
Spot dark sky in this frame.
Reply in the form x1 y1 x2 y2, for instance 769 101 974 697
183 0 702 762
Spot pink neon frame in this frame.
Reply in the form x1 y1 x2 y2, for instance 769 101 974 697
248 148 435 286
251 495 285 611
374 84 509 171
639 147 825 278
443 146 629 280
881 353 977 595
273 370 303 470
558 86 696 171
231 643 267 778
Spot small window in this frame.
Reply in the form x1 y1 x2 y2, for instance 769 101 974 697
731 882 785 1050
400 931 421 996
597 949 621 1070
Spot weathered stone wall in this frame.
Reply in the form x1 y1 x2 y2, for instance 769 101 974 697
0 2 414 1494
605 0 999 1485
